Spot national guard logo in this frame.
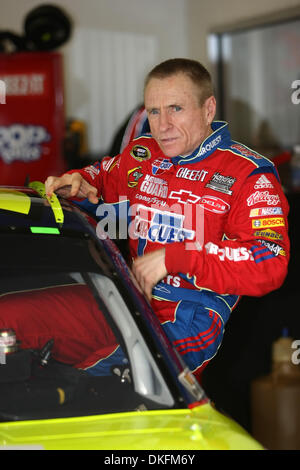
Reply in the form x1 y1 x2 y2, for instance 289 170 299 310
130 145 151 161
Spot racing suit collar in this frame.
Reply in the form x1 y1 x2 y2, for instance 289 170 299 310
171 121 231 165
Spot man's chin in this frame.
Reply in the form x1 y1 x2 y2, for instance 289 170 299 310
159 141 182 158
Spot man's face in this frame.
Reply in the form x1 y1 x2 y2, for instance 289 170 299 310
144 73 216 157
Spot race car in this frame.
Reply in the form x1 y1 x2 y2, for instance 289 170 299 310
0 182 263 450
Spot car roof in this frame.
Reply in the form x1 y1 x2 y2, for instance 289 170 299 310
0 184 97 236
0 184 107 275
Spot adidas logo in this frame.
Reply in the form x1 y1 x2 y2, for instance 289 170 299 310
254 175 274 189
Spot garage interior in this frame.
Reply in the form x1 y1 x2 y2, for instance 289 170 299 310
1 0 300 450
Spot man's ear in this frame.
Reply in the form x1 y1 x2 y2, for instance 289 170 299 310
205 96 217 125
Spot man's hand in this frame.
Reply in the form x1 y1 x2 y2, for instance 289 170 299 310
132 249 167 301
45 173 99 204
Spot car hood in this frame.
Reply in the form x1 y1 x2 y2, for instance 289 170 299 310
0 403 263 450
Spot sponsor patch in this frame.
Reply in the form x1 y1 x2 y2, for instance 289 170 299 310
252 217 285 229
254 175 274 189
249 207 283 217
84 162 101 179
231 143 263 159
205 241 254 262
132 205 195 244
176 167 208 182
258 239 286 256
160 274 182 288
130 145 151 161
140 174 168 198
247 191 280 206
169 190 201 205
102 158 114 171
127 166 143 188
205 172 236 195
102 156 121 173
198 135 222 157
254 229 283 241
135 193 167 207
200 195 230 214
108 156 121 173
152 158 173 175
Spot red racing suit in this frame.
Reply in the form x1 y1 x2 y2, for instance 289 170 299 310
68 121 290 377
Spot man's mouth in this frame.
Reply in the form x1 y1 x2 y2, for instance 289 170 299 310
160 137 178 145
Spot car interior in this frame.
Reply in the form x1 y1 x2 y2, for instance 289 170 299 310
0 266 176 422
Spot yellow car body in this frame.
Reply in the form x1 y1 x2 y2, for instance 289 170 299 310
0 404 263 450
0 185 263 451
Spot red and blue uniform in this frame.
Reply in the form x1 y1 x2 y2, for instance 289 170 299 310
69 120 290 379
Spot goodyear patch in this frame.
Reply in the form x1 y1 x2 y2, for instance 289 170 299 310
252 217 285 229
130 145 151 161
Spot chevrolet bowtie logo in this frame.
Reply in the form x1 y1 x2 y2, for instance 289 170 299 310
169 190 201 204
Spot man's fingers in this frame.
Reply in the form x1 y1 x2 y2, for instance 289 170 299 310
86 190 99 204
133 264 152 302
144 284 153 302
68 174 99 202
132 249 167 301
44 176 54 196
69 173 82 197
45 173 99 203
45 175 70 197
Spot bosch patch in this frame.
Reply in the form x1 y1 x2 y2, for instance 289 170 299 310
252 217 285 229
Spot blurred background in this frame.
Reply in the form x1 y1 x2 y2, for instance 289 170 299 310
0 0 299 449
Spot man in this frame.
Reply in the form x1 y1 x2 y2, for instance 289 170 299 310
45 58 290 381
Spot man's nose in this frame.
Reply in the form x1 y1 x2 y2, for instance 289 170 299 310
159 110 172 132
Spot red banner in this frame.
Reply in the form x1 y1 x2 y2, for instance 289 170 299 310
0 52 66 185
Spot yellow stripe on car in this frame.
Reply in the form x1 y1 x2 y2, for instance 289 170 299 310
0 189 31 215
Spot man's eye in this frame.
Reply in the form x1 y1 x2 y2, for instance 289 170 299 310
172 105 182 112
149 109 159 115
